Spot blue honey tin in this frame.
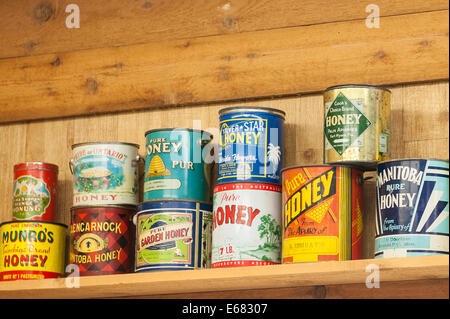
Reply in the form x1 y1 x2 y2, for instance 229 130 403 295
144 128 214 203
135 200 213 272
218 106 285 185
375 158 449 258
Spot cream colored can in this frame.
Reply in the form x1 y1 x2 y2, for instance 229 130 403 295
324 84 391 170
70 142 140 206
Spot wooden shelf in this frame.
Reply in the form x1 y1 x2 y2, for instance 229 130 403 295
0 255 447 299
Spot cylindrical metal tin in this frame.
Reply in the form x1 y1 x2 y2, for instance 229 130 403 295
70 142 140 206
144 128 214 203
135 200 213 272
211 183 282 268
69 205 136 276
218 106 285 185
281 165 364 263
375 159 449 258
12 162 58 222
323 84 391 170
0 221 67 281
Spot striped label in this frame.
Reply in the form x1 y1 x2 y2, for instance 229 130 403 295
282 166 363 263
375 159 449 258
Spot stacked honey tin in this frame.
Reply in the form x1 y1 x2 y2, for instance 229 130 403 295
0 162 67 281
211 107 286 268
68 142 140 276
134 128 214 272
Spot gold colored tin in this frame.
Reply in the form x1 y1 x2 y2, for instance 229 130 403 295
323 84 391 170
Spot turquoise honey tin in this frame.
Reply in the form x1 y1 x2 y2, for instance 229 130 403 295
143 128 214 203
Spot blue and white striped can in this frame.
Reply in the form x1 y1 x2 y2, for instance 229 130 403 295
135 200 212 272
375 158 449 258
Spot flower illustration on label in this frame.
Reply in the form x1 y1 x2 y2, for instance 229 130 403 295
13 176 51 219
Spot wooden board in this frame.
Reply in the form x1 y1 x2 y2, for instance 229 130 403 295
0 10 448 123
0 256 447 299
0 0 448 59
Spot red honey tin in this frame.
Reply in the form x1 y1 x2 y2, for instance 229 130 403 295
12 162 59 222
69 205 136 276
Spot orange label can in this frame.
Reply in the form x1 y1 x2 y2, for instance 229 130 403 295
281 165 364 263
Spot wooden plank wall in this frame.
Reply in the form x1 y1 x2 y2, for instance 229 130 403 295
0 0 448 260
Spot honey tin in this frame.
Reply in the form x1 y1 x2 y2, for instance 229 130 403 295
70 142 140 206
70 205 136 276
281 165 364 263
375 159 449 258
135 200 213 272
12 162 58 222
0 221 67 281
324 84 391 170
211 183 282 268
218 106 285 185
144 128 214 203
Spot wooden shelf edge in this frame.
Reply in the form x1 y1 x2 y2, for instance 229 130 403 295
0 255 447 299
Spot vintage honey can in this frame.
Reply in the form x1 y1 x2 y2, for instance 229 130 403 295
324 84 391 170
144 128 214 203
281 165 364 263
375 159 449 258
70 142 140 206
218 106 285 185
0 221 67 281
12 162 58 222
135 200 213 272
211 183 282 268
70 205 136 276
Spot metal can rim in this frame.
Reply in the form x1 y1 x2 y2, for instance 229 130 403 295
71 142 140 149
70 204 137 211
324 84 391 93
281 163 366 173
138 199 213 206
377 158 449 165
0 220 68 228
14 162 59 172
219 106 286 118
144 128 213 138
213 182 282 192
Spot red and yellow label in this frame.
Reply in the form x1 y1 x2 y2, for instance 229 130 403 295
0 221 66 281
281 166 363 263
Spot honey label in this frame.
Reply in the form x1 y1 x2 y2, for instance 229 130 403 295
13 176 51 220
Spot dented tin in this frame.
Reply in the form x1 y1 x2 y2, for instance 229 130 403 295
70 142 140 206
375 158 449 258
211 183 282 268
0 221 67 281
144 128 214 203
135 200 213 272
218 107 285 185
281 165 364 263
70 205 136 276
324 84 391 170
12 162 58 222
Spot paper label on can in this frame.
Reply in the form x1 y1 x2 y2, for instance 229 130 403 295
375 160 449 258
211 184 282 267
13 176 51 219
136 207 212 270
72 144 138 205
282 166 363 262
0 222 66 281
324 93 371 155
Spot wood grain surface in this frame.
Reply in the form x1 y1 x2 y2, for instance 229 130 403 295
0 10 448 123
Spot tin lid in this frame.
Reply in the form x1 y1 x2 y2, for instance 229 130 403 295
219 106 286 118
71 142 140 149
144 128 213 139
281 163 366 173
378 158 449 165
0 220 68 228
14 162 59 172
324 84 391 93
71 204 137 211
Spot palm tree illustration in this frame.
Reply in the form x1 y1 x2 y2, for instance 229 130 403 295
267 143 281 178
